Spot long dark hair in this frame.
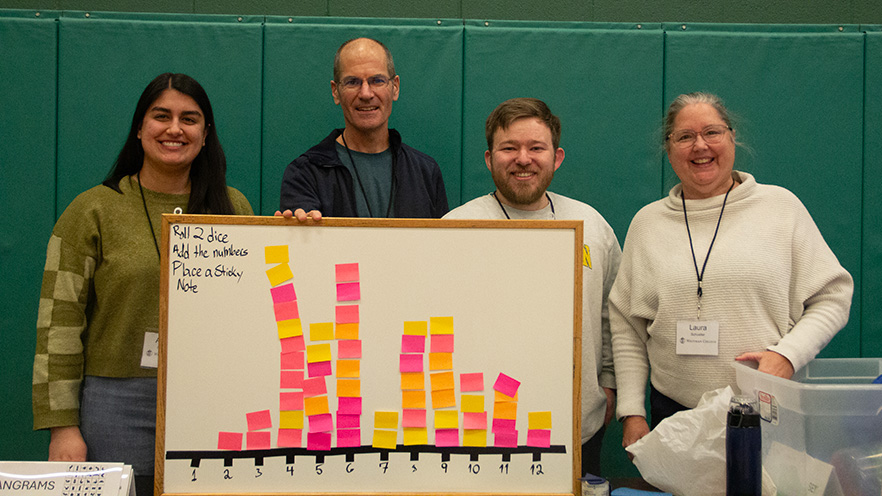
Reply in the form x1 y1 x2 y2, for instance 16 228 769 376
102 73 235 214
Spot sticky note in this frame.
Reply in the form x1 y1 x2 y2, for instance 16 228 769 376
493 373 521 398
429 316 453 335
246 410 272 431
217 431 242 450
374 411 399 430
336 305 359 324
280 335 305 353
495 390 519 402
461 395 484 413
307 360 332 378
308 413 333 433
336 428 361 448
430 371 455 392
280 370 303 389
280 351 304 370
431 389 456 409
337 413 360 429
460 372 484 392
309 322 334 341
307 432 331 451
429 353 453 371
273 300 299 321
337 379 361 397
336 359 360 378
430 334 454 353
279 410 304 429
337 282 361 301
264 245 289 264
302 377 328 397
335 263 359 282
529 411 552 430
463 429 487 447
403 321 427 336
527 429 551 448
337 397 362 415
266 263 293 286
400 372 425 391
463 411 487 430
434 410 458 429
277 428 302 448
493 401 518 420
372 429 398 450
402 390 426 409
280 391 303 411
335 323 359 340
494 429 519 448
400 354 423 373
304 395 330 416
403 427 428 445
306 343 332 363
402 409 426 428
337 339 361 359
401 334 425 353
277 319 303 339
435 428 459 447
246 431 271 450
492 418 516 433
270 283 296 303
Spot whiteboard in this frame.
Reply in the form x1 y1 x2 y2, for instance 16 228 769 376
157 216 582 496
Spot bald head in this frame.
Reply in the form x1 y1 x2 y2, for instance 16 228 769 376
333 38 396 83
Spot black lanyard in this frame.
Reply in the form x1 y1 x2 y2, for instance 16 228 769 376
492 192 555 219
138 172 162 260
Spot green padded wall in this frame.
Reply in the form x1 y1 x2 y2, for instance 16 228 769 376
863 28 882 358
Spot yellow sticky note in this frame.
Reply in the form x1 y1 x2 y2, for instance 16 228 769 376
335 322 359 340
279 410 304 429
402 390 426 409
266 263 293 286
304 396 329 416
337 379 361 397
495 390 519 402
434 410 458 429
336 359 360 378
429 353 453 371
374 411 399 430
493 401 518 420
431 389 456 409
309 322 334 341
403 321 428 336
401 372 424 391
429 316 454 335
372 429 398 450
306 343 332 363
461 395 484 413
430 371 455 392
277 319 303 339
463 429 487 447
264 245 289 264
403 427 428 445
529 411 552 430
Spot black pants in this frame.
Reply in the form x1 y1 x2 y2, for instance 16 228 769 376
649 383 689 429
580 424 606 477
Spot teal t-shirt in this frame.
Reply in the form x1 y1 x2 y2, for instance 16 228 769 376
336 143 394 218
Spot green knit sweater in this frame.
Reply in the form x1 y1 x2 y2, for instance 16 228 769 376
32 176 253 429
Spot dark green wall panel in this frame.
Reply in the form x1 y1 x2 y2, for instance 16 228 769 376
863 30 882 358
0 15 56 460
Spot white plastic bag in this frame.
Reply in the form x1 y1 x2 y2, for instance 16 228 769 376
626 386 776 496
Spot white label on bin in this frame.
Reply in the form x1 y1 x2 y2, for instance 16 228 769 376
758 390 778 425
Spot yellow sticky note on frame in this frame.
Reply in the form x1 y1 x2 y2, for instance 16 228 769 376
403 321 428 336
264 245 289 264
429 316 454 335
374 411 399 430
434 410 458 429
266 263 293 286
402 390 426 409
401 372 425 391
279 410 303 429
310 322 334 341
461 395 484 413
429 353 453 371
529 411 552 430
403 427 428 445
463 429 487 447
304 396 330 416
336 359 360 378
277 319 303 339
337 379 361 397
372 429 397 450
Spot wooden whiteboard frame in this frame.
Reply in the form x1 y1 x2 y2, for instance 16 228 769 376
156 215 583 496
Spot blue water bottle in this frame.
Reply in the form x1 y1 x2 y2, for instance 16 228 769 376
726 395 761 496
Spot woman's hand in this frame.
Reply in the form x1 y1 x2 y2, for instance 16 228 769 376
49 425 87 461
621 415 650 459
735 350 794 379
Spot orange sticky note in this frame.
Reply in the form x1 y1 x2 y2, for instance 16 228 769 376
400 372 425 391
402 390 426 409
335 323 359 340
337 379 361 397
304 396 330 416
429 352 453 371
336 359 360 378
431 389 456 409
430 371 455 392
495 390 519 402
493 401 518 420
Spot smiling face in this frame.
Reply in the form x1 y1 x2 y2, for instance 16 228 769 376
138 88 207 174
486 117 565 210
666 102 736 199
330 39 400 141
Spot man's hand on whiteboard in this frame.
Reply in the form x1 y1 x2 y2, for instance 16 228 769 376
274 209 323 222
603 387 616 426
48 425 87 462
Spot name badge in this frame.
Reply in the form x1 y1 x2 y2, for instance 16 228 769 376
141 331 159 369
676 320 719 356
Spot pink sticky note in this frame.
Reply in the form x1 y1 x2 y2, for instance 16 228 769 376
308 413 333 433
492 418 516 433
280 351 304 370
430 334 454 353
335 305 359 324
246 431 272 450
335 263 359 282
307 432 331 451
402 335 426 353
400 354 423 373
280 391 304 411
278 428 302 448
336 282 361 302
402 409 427 428
271 283 297 303
246 410 272 431
435 428 460 447
307 360 333 378
494 429 519 448
463 411 488 430
527 429 551 448
217 432 243 450
493 373 521 397
280 370 303 389
273 300 300 321
460 372 484 392
337 428 361 448
302 377 328 397
338 397 362 415
338 339 362 359
336 413 361 429
280 335 305 354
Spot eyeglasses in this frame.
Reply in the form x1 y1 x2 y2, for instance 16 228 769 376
667 124 732 148
338 75 392 92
